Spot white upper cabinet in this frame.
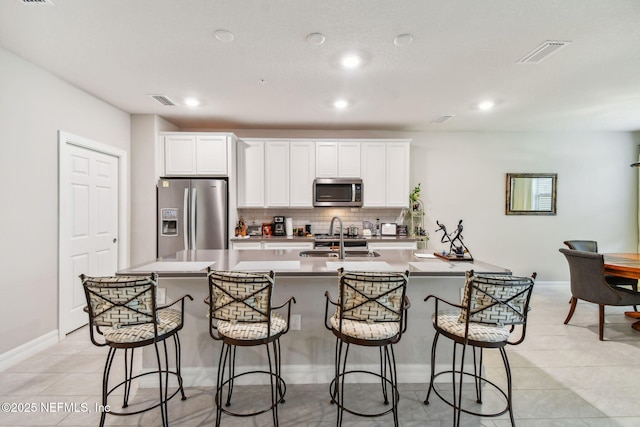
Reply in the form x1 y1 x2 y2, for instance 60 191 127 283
265 140 290 207
237 139 265 208
237 139 315 208
289 140 316 207
361 142 387 207
196 135 228 175
385 141 410 207
164 133 229 176
361 140 410 208
316 141 360 177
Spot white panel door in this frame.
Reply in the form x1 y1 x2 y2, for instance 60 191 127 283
60 144 119 334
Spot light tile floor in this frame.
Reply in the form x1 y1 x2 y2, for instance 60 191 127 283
2 283 640 426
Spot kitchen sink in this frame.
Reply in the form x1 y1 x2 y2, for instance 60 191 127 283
299 250 380 258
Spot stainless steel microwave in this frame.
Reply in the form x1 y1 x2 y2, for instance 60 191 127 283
313 178 363 207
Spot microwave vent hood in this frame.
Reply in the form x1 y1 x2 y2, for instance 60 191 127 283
313 178 362 207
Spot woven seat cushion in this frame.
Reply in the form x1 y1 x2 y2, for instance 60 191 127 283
216 312 287 340
330 313 400 340
102 308 182 344
434 312 510 343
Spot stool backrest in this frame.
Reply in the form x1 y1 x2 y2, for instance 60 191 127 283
80 274 158 328
459 272 535 327
207 270 274 323
337 269 408 323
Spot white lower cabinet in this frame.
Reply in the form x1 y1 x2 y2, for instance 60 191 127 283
231 240 314 250
230 241 263 250
367 241 418 250
263 241 314 250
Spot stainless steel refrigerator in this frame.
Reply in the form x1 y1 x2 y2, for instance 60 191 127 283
157 178 228 257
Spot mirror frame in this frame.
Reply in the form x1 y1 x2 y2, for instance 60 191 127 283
505 173 557 216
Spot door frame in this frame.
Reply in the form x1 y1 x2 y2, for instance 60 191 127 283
58 131 129 340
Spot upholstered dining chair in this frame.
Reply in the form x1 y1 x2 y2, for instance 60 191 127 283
560 248 640 340
563 240 639 296
323 268 410 427
424 271 536 427
81 273 192 427
205 269 295 427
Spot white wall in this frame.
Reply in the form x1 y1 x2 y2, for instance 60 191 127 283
130 115 178 266
0 48 130 355
411 131 639 280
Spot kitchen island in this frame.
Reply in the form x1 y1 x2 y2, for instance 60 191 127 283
118 249 510 387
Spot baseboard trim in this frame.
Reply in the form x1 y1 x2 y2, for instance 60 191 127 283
0 330 59 372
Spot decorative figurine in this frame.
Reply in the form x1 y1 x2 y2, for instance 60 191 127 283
434 219 473 261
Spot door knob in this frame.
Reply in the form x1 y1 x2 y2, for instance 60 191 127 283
113 238 118 243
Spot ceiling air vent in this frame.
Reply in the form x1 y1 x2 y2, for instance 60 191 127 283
432 115 455 124
19 0 55 5
150 95 176 106
518 40 571 64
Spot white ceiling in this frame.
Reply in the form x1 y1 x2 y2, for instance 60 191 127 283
2 0 640 132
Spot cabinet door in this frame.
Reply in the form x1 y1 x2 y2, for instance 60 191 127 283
164 135 196 175
361 142 386 207
231 241 263 250
338 142 361 177
385 142 410 207
265 141 290 207
263 241 314 250
290 140 315 207
237 140 265 207
196 135 228 175
315 141 338 177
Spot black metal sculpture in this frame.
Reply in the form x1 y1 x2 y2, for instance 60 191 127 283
435 219 473 261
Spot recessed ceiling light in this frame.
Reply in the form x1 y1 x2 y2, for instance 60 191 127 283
214 29 234 42
393 34 414 47
341 54 362 69
478 101 495 111
306 32 326 46
185 98 200 107
333 99 349 109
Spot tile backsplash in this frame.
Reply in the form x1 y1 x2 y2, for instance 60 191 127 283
237 207 406 234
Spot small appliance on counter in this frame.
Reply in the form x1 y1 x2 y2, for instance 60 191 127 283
273 216 286 236
381 223 397 236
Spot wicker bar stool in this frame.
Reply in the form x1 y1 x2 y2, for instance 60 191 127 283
80 273 192 427
205 269 296 427
323 268 410 427
424 270 536 427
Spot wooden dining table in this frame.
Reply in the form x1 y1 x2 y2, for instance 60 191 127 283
603 253 640 331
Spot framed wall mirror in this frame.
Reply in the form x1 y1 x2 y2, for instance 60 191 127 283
506 173 557 215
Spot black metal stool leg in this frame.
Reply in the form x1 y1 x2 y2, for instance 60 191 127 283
100 347 117 427
174 334 187 401
122 348 134 408
424 331 440 404
214 342 229 427
153 341 168 427
379 346 389 404
500 347 516 427
226 345 235 407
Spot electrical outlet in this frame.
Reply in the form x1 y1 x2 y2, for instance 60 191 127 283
157 287 167 305
290 314 301 331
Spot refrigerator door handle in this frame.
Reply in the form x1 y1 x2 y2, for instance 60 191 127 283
183 188 189 250
191 187 197 250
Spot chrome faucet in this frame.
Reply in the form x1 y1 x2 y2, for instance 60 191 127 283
329 216 345 259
